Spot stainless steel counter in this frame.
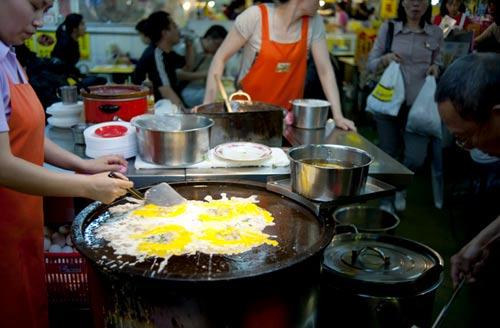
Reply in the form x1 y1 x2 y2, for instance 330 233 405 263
46 126 288 187
284 120 413 188
46 119 411 189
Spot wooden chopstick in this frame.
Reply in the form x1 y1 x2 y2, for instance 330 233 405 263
215 74 232 113
108 172 144 200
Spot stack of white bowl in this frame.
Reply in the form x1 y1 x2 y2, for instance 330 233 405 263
83 121 137 159
46 101 83 128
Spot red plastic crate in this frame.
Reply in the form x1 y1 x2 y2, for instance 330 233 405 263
44 252 89 306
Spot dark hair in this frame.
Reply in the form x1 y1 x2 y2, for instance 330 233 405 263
435 53 500 122
56 13 83 39
439 0 466 17
135 18 149 34
145 11 173 44
397 0 432 28
203 25 228 40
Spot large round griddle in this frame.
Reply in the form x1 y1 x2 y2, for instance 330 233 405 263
72 181 334 282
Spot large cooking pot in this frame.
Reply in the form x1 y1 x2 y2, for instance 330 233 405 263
191 92 284 147
288 144 374 201
131 113 214 166
72 180 334 328
81 85 148 123
319 233 443 328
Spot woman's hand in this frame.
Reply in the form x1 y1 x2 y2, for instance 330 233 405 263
334 116 357 131
426 64 440 77
78 155 128 175
381 52 402 67
82 172 133 204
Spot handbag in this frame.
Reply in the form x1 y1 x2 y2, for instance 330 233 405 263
365 21 394 91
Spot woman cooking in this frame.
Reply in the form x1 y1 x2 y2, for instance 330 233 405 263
203 0 356 131
0 1 133 327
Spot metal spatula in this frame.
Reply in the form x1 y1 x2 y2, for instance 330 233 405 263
144 182 187 207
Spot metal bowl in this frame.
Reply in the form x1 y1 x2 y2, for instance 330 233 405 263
288 144 374 201
131 114 214 166
333 205 400 235
291 99 330 129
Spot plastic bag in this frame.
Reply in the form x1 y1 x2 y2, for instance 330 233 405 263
366 61 405 116
406 76 442 139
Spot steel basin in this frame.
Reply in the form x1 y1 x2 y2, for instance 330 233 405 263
291 99 330 129
131 113 214 166
288 144 373 201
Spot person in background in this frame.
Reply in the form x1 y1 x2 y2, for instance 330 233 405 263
204 0 356 131
224 0 246 20
334 1 349 32
475 0 500 53
433 0 471 30
351 0 375 21
0 1 134 327
51 13 106 88
367 0 443 212
132 11 194 108
181 25 228 108
435 52 500 327
135 18 151 45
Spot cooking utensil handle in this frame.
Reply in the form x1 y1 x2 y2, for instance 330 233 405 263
215 75 232 113
430 278 465 328
108 172 144 200
99 104 121 114
352 246 390 267
228 90 252 103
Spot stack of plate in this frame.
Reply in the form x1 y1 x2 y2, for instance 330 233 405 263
46 101 83 128
83 122 137 159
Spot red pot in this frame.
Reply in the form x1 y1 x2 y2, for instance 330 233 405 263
81 85 148 123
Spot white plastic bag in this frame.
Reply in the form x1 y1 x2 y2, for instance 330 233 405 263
406 76 442 139
366 61 405 116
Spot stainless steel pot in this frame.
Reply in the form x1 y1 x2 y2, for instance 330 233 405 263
288 144 374 201
333 205 400 235
291 99 330 129
191 92 284 147
131 114 214 166
319 233 444 328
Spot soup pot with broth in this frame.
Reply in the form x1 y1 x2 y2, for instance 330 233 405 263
288 144 373 201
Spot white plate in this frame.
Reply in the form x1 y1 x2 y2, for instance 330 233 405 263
214 142 272 162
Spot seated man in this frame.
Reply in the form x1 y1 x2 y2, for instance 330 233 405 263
180 25 228 108
132 11 195 108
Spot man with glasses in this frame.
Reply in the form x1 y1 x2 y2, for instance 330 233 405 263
435 52 499 325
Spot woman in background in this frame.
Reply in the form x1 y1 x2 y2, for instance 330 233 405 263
0 1 133 327
204 0 355 130
367 0 443 211
51 13 106 87
433 0 471 30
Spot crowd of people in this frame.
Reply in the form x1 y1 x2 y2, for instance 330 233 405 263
0 0 499 327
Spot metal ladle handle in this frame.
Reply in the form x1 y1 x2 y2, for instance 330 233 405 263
430 278 465 328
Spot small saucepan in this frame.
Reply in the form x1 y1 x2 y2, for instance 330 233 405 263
288 144 373 201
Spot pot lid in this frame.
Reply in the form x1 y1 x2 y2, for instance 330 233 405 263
80 84 149 99
323 233 443 296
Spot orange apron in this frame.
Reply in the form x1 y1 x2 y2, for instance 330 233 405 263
0 67 47 327
240 4 309 110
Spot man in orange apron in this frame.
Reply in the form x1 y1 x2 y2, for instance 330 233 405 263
0 2 133 326
203 0 356 131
